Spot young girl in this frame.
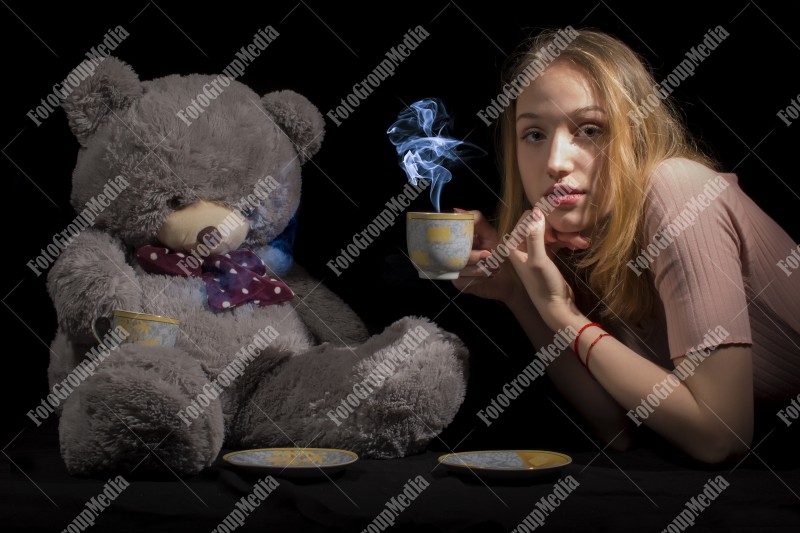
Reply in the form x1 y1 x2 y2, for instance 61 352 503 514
454 28 800 464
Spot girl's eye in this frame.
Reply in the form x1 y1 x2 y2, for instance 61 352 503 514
523 130 545 142
579 124 603 138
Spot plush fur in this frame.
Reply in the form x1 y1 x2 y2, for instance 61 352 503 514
48 57 468 476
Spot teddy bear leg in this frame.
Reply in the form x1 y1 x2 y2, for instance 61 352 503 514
58 344 223 476
232 316 468 458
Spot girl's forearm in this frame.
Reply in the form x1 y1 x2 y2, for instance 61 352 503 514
564 313 752 463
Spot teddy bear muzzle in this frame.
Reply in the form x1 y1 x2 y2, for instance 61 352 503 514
157 200 249 255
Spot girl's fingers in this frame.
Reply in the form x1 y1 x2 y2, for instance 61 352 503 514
544 224 591 251
508 211 533 263
523 207 548 266
468 249 493 264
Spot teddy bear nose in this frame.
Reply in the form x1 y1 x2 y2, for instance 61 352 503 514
197 226 219 246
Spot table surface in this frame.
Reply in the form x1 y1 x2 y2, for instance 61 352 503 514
3 418 800 533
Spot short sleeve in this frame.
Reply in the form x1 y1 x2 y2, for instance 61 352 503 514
643 158 753 359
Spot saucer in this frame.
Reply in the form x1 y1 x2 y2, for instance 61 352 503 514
437 450 572 479
223 447 358 477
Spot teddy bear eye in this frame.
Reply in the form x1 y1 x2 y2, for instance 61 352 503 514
166 195 184 209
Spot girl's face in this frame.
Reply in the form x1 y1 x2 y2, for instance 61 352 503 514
515 60 609 235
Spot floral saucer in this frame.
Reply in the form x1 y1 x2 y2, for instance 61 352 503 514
437 450 572 479
223 447 358 477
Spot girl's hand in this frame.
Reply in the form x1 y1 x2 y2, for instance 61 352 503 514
544 224 592 253
451 209 521 304
508 207 585 329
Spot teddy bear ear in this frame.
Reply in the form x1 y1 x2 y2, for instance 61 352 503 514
61 57 143 146
261 90 325 164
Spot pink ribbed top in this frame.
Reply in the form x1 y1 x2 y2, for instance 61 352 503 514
609 158 800 407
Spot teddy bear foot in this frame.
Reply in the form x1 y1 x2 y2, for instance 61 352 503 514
232 316 468 459
59 345 224 477
342 316 469 458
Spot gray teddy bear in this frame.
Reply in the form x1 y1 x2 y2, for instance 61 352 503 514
46 57 468 476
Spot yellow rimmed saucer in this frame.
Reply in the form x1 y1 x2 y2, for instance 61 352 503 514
437 450 572 479
223 447 358 477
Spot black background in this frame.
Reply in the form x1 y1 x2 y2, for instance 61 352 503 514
3 0 800 459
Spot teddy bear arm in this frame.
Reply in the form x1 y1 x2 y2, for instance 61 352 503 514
47 229 142 343
283 265 369 346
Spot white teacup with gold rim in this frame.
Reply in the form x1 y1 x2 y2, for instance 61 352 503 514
92 310 180 347
406 212 475 280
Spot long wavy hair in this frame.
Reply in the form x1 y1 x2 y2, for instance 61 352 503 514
496 28 715 325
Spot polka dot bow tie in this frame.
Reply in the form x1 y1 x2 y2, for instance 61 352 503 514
136 245 294 310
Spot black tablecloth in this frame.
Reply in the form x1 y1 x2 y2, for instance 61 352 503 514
3 417 800 533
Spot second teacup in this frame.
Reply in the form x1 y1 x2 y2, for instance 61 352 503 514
92 310 180 347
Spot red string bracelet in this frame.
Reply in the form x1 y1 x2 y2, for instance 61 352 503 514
584 333 612 369
573 322 601 358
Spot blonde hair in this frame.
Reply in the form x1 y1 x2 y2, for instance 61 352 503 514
496 28 714 325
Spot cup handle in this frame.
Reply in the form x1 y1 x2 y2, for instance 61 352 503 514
91 316 112 344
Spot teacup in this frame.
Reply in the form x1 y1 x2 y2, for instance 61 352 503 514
92 310 180 347
406 212 474 280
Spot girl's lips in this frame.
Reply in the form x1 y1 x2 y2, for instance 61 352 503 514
550 193 585 206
